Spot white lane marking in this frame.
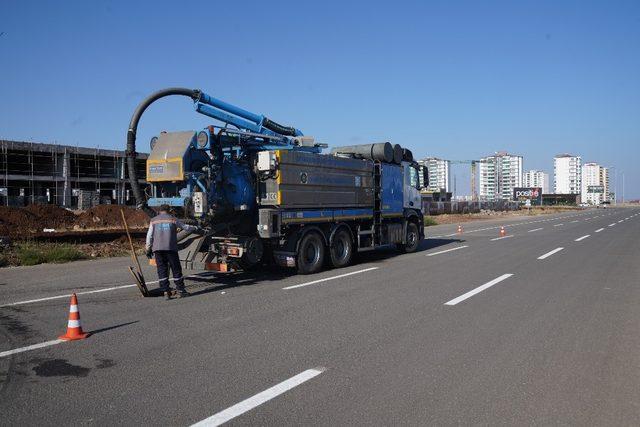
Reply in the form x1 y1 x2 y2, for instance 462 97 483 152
528 228 543 233
608 223 616 227
595 228 604 233
575 235 590 242
538 247 564 260
554 223 564 227
0 273 215 308
0 339 65 359
444 274 513 306
282 267 378 290
192 368 325 426
618 220 624 223
490 235 513 241
571 220 579 223
0 284 137 308
426 245 469 257
445 233 458 237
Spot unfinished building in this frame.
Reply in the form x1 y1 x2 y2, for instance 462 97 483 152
0 139 148 208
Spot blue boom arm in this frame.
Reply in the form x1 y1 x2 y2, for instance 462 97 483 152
194 91 303 138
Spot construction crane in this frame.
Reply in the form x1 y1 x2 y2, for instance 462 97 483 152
448 159 493 202
448 160 477 201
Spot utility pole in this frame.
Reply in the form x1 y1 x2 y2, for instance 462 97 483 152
471 161 477 202
453 174 457 199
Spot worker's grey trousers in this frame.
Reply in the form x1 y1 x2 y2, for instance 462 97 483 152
154 250 185 292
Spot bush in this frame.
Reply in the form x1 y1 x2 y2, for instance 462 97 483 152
424 216 438 226
16 243 86 266
0 253 8 268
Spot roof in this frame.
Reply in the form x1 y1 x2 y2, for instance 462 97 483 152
0 139 149 159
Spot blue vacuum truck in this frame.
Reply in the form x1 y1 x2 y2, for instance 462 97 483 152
126 88 427 274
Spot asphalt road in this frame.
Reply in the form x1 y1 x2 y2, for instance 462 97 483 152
1 207 639 426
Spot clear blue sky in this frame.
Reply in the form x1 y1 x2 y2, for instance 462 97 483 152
1 0 638 198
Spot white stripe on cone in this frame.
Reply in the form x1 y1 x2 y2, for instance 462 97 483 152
67 319 81 328
70 305 79 313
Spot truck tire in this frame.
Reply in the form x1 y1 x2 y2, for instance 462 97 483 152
397 221 419 253
296 232 325 274
330 229 353 268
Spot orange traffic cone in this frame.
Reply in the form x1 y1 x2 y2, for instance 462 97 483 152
59 293 90 340
457 225 463 234
499 226 506 237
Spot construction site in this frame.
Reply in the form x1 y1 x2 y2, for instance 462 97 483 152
0 139 148 208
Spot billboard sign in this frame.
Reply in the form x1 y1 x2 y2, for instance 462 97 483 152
513 187 542 205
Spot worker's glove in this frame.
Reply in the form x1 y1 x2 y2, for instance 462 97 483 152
145 247 153 259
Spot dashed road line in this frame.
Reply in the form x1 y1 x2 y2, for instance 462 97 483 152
444 273 514 306
0 339 65 359
490 235 513 241
595 228 604 233
528 228 543 233
426 245 469 257
618 220 624 223
575 235 590 242
571 220 579 223
191 368 325 426
538 247 564 260
554 223 564 227
282 267 378 290
608 223 616 227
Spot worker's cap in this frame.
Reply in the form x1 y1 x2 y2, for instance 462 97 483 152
159 204 171 212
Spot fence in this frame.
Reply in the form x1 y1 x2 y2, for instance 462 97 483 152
423 200 520 215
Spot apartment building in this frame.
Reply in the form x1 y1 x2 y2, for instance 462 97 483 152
523 170 550 194
581 162 609 205
479 152 523 201
418 157 451 191
554 154 581 194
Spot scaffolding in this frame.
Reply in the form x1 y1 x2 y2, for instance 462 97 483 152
0 139 148 208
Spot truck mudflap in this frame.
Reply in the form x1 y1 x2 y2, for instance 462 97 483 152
273 251 296 268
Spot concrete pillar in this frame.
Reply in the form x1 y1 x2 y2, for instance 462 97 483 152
62 149 71 207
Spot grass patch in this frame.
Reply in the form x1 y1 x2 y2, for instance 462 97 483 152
423 216 438 226
15 242 86 266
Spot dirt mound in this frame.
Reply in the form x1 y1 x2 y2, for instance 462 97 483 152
0 205 76 237
74 205 150 229
25 204 77 228
0 206 38 236
0 204 150 238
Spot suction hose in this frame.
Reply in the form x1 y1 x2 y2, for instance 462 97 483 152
126 87 201 216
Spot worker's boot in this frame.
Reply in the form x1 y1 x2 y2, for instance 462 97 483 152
164 291 173 300
176 289 190 298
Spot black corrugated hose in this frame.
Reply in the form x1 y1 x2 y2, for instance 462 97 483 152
125 87 201 216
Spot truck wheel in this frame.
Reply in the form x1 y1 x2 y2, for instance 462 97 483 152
296 232 325 274
397 221 419 253
330 229 353 268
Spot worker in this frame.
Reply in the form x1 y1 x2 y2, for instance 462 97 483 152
145 204 198 300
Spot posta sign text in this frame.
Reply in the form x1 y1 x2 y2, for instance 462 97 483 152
513 187 542 204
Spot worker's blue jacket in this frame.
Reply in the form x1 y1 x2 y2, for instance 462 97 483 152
145 213 196 252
